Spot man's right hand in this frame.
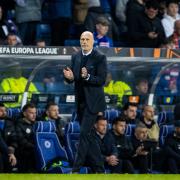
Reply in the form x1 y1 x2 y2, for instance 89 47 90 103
63 67 74 81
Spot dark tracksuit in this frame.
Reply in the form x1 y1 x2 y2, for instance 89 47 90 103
111 130 135 173
16 118 36 172
131 136 157 173
164 133 180 174
0 118 17 172
73 129 122 173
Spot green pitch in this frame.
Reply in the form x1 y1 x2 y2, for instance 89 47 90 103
0 174 180 180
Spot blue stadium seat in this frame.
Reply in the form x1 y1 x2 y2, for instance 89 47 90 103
125 124 136 137
7 108 21 119
34 121 71 173
0 120 5 130
159 125 174 146
65 121 80 164
158 111 174 126
104 109 120 123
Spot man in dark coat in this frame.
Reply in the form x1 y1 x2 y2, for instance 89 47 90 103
63 31 107 134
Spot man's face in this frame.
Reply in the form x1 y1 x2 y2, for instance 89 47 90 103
37 41 46 47
136 81 148 94
46 105 59 120
0 106 7 118
113 121 126 135
135 127 148 141
145 7 158 19
7 35 17 46
167 3 179 17
143 106 155 121
124 105 137 120
95 119 107 135
80 32 94 53
23 108 36 122
96 23 109 36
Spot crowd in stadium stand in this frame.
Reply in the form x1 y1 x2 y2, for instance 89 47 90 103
0 0 180 48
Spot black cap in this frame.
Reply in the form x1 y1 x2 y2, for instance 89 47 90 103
174 120 180 128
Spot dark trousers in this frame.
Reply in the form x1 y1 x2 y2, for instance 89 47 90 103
122 159 135 174
18 21 38 45
168 158 180 174
72 132 104 173
17 148 36 173
133 155 149 174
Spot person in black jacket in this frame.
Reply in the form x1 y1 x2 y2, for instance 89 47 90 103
16 103 37 172
132 124 157 173
164 120 180 174
63 31 107 135
128 0 166 47
72 116 122 173
111 116 135 173
0 103 17 172
44 102 66 146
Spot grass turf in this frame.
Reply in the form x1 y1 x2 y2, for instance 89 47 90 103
0 174 180 180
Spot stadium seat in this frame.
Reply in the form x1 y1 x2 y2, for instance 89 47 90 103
34 121 71 173
0 120 5 130
125 124 136 137
159 125 174 146
157 111 174 126
104 109 120 123
65 121 80 164
7 108 21 119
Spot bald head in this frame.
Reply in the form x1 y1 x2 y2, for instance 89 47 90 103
175 20 180 36
80 31 94 53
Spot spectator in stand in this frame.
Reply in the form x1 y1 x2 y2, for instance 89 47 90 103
126 0 146 30
128 0 166 47
164 120 180 173
171 19 180 48
84 0 119 42
132 124 157 173
115 0 129 34
111 116 135 173
16 103 37 172
36 39 46 47
161 0 180 38
45 0 72 46
121 102 138 124
44 102 66 146
14 0 41 45
137 105 159 142
6 33 22 46
93 16 113 47
0 5 18 45
0 103 17 172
